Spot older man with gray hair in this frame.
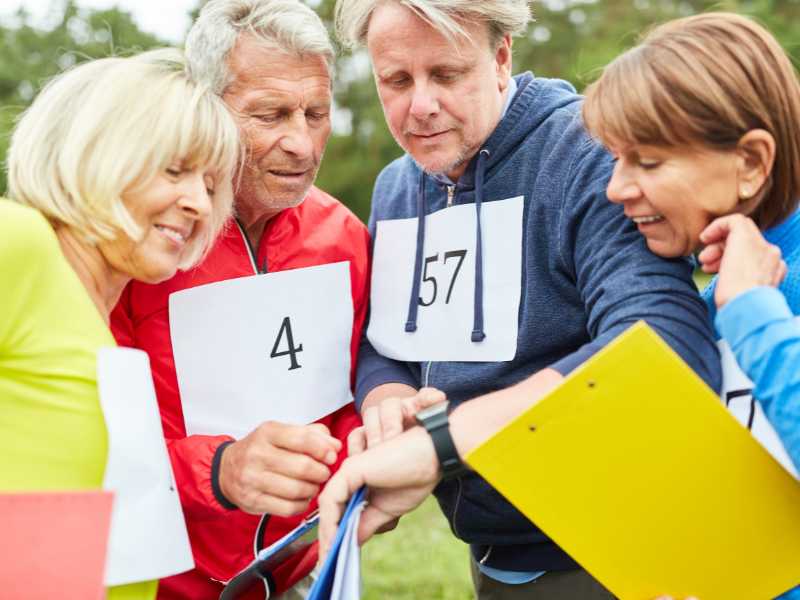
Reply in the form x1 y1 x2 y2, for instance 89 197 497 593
110 1 369 599
321 0 722 598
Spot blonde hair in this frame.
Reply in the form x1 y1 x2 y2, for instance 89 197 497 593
583 12 800 229
7 48 241 268
335 0 532 50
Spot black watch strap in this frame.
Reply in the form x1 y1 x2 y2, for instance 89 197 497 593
417 404 469 480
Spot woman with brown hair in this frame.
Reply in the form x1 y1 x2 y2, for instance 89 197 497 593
583 13 800 491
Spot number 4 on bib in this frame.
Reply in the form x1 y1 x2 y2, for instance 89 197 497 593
271 316 303 370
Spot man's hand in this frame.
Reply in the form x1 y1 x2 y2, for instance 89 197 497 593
348 387 446 455
318 426 440 562
698 214 786 309
218 422 342 515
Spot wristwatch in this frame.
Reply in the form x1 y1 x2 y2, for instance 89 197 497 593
415 401 469 480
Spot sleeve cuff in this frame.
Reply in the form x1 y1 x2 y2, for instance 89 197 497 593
549 345 600 377
716 287 792 348
355 366 418 412
211 440 238 511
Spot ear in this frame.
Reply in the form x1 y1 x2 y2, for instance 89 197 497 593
494 34 513 92
736 129 776 203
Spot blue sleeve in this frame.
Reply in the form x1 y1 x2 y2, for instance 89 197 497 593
353 185 421 412
354 335 421 412
716 286 800 471
550 138 721 392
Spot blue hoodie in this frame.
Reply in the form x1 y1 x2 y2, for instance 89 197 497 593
357 73 722 572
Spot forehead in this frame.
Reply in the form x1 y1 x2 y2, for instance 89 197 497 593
366 3 490 69
223 35 331 110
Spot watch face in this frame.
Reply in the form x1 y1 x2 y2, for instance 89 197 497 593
416 400 449 421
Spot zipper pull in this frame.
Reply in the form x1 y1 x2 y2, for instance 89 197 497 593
446 185 455 207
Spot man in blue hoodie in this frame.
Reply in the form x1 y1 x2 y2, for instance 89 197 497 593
330 0 722 597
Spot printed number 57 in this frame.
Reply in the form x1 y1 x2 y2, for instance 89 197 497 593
419 249 467 307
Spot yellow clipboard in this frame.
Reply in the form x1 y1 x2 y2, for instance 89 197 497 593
466 322 800 600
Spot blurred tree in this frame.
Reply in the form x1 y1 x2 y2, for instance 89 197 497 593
0 0 165 193
1 0 799 221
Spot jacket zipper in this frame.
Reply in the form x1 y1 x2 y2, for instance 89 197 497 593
446 184 456 207
234 218 267 274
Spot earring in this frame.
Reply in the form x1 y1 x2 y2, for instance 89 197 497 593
740 188 752 200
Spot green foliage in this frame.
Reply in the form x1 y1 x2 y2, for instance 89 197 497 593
361 496 473 599
0 1 165 194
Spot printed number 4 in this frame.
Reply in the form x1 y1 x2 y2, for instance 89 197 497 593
419 249 467 307
271 316 303 370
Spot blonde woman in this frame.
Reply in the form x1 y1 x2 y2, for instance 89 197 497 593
1 49 239 599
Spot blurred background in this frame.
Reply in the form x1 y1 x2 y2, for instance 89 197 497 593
2 0 799 223
1 1 797 597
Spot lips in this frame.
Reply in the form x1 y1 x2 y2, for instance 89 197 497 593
630 215 665 224
154 223 191 245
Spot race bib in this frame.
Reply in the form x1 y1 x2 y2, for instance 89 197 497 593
169 262 354 439
368 196 523 362
719 337 798 478
97 347 194 585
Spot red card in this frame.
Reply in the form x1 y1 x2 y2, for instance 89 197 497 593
0 491 113 600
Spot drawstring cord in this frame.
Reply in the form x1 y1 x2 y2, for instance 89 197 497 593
471 149 489 342
404 172 427 332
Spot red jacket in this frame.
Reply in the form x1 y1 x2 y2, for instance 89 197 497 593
111 188 369 599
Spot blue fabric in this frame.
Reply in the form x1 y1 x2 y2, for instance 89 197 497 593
703 207 800 600
404 173 427 333
356 72 721 571
307 486 367 600
476 562 545 585
702 207 800 325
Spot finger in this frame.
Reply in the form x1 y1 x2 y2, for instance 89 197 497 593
347 426 367 456
318 461 365 561
243 491 314 517
374 516 401 535
363 405 383 448
259 444 332 484
696 242 723 268
775 259 788 286
378 398 404 442
415 387 446 407
699 214 746 244
264 422 341 465
357 505 399 545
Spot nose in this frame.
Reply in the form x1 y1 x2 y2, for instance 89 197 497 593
177 171 213 220
278 112 314 160
409 81 439 120
606 160 641 205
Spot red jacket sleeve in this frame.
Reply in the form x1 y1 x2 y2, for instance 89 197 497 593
110 282 237 521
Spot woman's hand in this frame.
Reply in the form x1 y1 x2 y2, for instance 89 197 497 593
317 426 440 562
698 214 786 309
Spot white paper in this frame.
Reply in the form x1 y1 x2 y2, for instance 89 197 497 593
330 499 365 600
97 347 194 585
368 196 523 362
169 261 354 439
718 337 799 478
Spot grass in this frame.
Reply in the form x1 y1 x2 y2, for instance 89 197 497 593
361 496 473 600
358 268 715 599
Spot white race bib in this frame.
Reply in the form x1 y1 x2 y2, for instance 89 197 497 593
718 336 798 478
97 347 194 586
368 196 523 362
169 262 354 439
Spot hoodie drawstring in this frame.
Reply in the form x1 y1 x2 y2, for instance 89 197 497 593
404 151 488 343
471 149 489 342
404 172 427 332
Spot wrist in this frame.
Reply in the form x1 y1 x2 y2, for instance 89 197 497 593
414 401 468 480
213 440 237 511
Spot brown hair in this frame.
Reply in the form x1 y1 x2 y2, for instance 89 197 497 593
583 12 800 229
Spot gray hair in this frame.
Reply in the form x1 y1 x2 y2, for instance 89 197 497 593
335 0 532 49
186 0 335 94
